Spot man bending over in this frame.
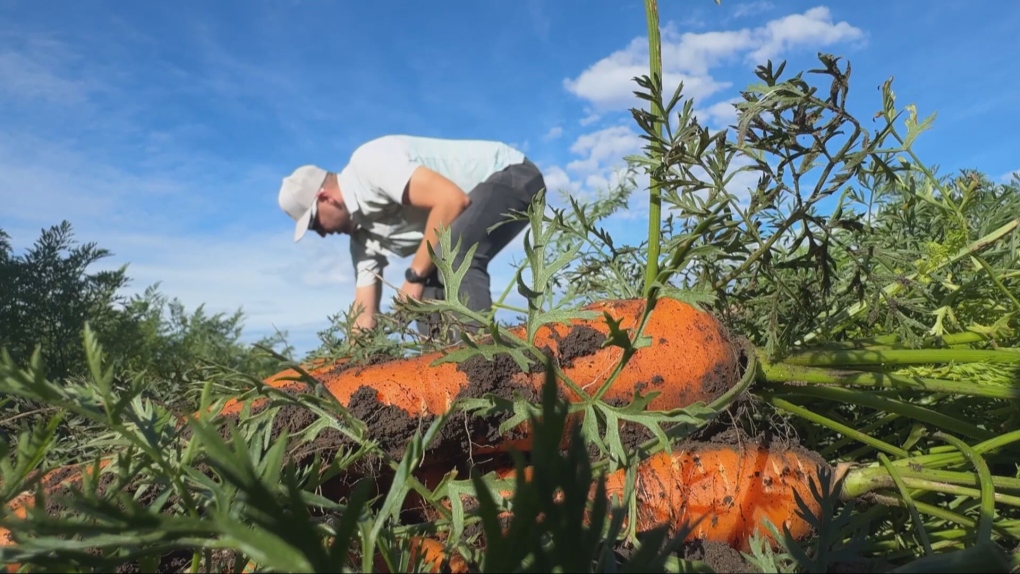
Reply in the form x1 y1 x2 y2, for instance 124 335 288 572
277 134 546 340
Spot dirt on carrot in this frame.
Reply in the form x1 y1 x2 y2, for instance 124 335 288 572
37 465 80 489
557 324 605 368
345 350 556 471
348 384 431 461
447 352 539 442
113 549 194 573
682 539 755 573
610 439 830 551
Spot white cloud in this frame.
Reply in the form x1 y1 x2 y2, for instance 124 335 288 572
748 7 865 63
660 30 757 76
566 125 645 176
541 164 581 197
1001 169 1020 183
694 97 742 129
731 1 775 19
579 112 601 126
563 36 730 111
562 6 863 113
543 126 563 141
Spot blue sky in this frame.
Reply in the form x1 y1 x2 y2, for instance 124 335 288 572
2 0 1018 358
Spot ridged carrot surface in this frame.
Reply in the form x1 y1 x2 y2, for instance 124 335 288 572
605 442 828 551
215 297 741 445
426 441 828 553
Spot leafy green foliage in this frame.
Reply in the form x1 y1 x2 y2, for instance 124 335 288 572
3 10 1020 569
0 222 295 468
0 221 127 380
469 355 689 573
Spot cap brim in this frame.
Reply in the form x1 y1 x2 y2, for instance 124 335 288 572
293 205 314 242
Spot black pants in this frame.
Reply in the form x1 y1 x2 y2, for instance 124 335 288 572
416 158 545 340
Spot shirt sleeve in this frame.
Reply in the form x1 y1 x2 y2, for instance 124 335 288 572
349 234 387 288
349 136 420 205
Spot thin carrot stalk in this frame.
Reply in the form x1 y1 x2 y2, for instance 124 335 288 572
780 348 1020 367
758 361 1019 399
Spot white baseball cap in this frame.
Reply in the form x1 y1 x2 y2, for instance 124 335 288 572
278 165 328 242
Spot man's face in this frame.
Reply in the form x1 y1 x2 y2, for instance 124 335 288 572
310 193 353 237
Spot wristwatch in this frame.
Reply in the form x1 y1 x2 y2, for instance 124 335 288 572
405 267 428 284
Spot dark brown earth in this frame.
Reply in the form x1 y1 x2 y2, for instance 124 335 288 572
29 469 199 573
683 539 755 573
180 323 606 483
557 324 605 368
322 327 602 475
114 548 194 573
347 384 432 461
38 464 80 488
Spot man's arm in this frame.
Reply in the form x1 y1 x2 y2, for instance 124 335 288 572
402 166 471 277
351 281 382 332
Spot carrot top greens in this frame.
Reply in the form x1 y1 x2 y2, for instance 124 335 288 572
2 1 1020 572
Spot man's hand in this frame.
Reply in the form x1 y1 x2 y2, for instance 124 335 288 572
398 280 425 304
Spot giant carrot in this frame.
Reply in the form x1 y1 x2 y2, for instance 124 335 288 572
0 297 743 566
425 440 831 554
212 296 743 461
605 441 829 550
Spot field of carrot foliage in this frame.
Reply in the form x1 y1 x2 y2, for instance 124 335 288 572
2 2 1020 573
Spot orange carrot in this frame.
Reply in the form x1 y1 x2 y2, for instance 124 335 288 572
0 298 743 568
403 536 470 574
213 297 742 458
1 459 114 572
607 442 829 551
425 441 830 553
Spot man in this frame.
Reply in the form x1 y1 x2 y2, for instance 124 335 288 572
277 134 546 340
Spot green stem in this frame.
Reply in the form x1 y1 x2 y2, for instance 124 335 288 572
973 254 1020 312
490 301 529 315
781 348 1020 367
869 494 1020 539
810 331 992 350
767 396 910 457
887 429 1020 471
865 531 970 555
934 432 996 544
821 412 900 458
847 466 1020 495
771 385 993 442
877 452 933 555
642 0 663 297
845 467 1020 507
759 361 1019 399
